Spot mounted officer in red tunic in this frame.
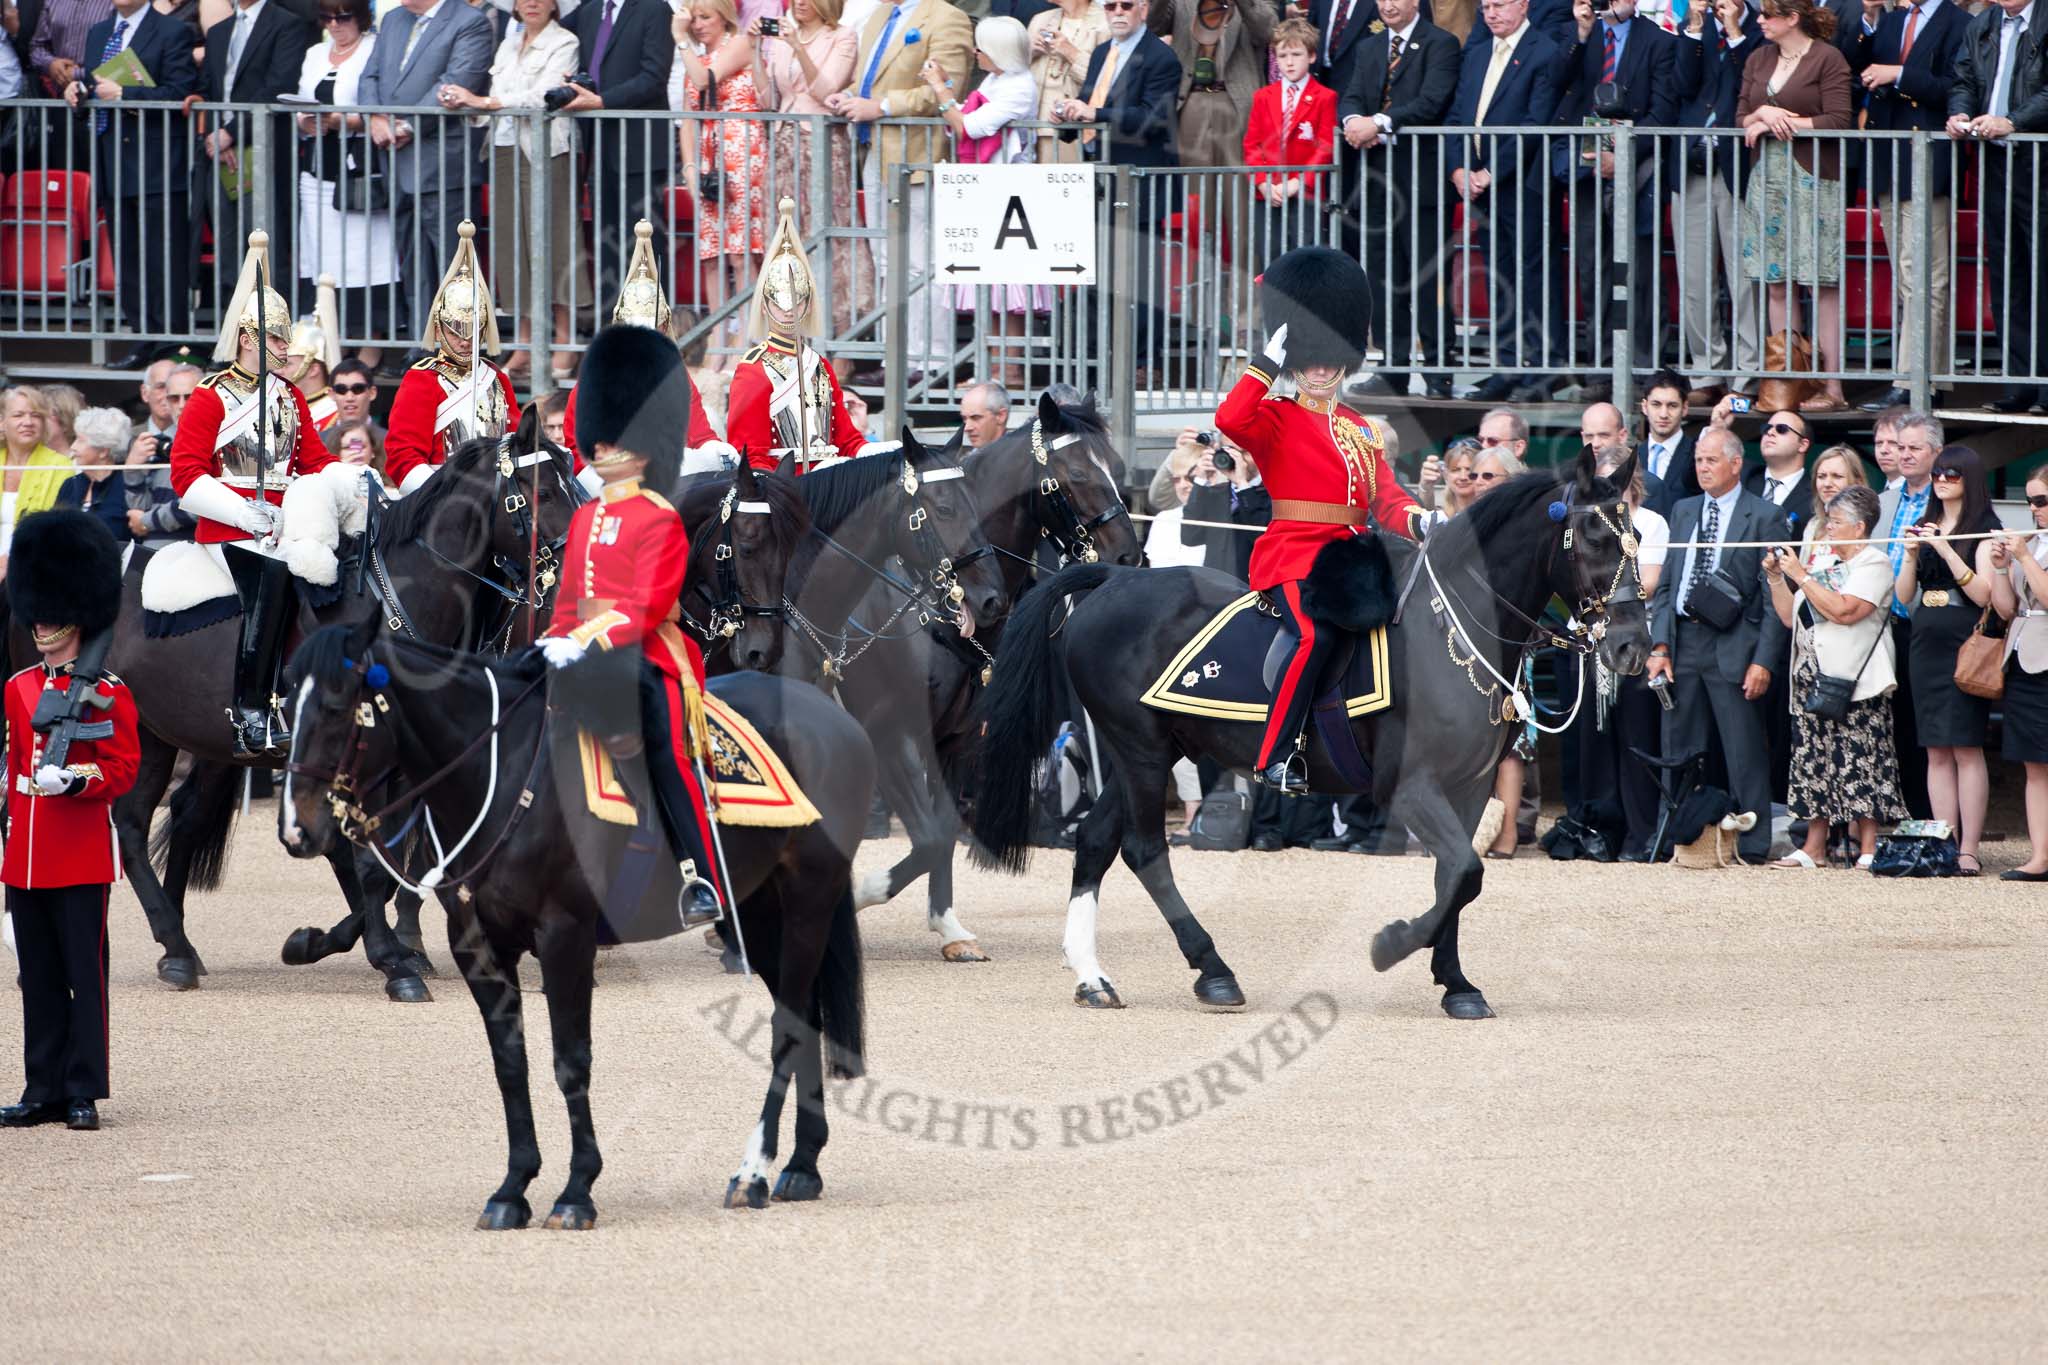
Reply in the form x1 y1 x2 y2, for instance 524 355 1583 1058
1 510 139 1132
725 199 868 474
168 231 334 758
561 219 730 495
384 221 519 494
1216 246 1429 793
540 326 724 929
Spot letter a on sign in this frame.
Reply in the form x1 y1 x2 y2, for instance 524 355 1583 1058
932 164 1097 285
994 197 1038 251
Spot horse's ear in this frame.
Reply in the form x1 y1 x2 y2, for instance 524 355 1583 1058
1572 441 1601 493
734 455 759 494
1037 389 1062 431
900 424 929 462
773 449 797 479
1605 446 1639 499
346 613 380 664
941 425 965 457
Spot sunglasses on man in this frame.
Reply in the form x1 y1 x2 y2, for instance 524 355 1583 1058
1763 421 1805 437
331 382 373 395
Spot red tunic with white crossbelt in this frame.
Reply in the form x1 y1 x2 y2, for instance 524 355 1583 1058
1214 365 1426 591
544 479 707 688
562 381 718 472
2 665 140 889
724 337 868 472
383 362 521 491
169 371 332 544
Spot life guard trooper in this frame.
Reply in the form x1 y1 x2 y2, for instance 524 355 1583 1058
169 231 333 759
384 221 519 493
284 276 343 434
1216 246 1430 794
561 219 729 492
538 326 724 929
725 199 869 474
1 511 139 1132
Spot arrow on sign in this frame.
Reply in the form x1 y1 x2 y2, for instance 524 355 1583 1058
1050 264 1087 275
945 264 983 275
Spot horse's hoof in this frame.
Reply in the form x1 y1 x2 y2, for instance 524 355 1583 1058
1073 980 1125 1009
1193 972 1247 1011
280 928 323 966
476 1198 531 1231
385 975 432 1004
1371 920 1419 973
1442 992 1496 1020
723 1176 771 1210
772 1169 823 1202
403 951 438 979
543 1201 598 1231
940 939 991 963
156 955 201 990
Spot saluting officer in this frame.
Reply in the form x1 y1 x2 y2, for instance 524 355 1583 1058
1217 246 1429 793
539 326 725 929
1 511 139 1132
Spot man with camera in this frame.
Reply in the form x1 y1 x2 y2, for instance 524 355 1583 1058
1646 426 1792 864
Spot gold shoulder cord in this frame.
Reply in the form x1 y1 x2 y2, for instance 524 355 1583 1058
1330 413 1379 504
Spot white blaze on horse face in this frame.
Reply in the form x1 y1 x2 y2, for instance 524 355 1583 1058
280 675 316 847
1062 891 1109 990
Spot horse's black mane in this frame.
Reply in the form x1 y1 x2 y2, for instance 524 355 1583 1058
1454 468 1571 547
289 621 547 692
291 623 359 689
685 467 811 584
798 448 915 536
378 436 509 548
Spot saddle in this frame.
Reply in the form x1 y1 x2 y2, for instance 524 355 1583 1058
1139 591 1390 789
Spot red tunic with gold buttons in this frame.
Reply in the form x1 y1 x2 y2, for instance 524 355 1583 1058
2 665 140 889
169 368 332 544
383 357 520 491
545 478 706 688
724 336 867 473
1215 366 1426 591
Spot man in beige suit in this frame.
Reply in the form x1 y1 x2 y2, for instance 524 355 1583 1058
828 0 973 381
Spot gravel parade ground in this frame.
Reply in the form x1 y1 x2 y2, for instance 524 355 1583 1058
3 823 2044 1362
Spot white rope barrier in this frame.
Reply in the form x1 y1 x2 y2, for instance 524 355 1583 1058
0 461 174 472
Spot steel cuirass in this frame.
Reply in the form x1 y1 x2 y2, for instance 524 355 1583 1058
210 368 298 492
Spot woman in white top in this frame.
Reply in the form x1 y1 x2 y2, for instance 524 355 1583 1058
293 0 398 369
441 0 584 381
1142 438 1210 570
925 17 1043 389
1764 483 1904 869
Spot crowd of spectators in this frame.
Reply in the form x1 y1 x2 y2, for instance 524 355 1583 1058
8 0 2042 403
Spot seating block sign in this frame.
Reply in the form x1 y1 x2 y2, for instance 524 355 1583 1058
932 164 1097 287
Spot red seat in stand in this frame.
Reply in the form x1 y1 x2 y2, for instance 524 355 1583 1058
0 171 95 296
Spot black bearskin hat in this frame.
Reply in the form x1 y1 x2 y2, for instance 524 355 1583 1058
577 324 693 491
8 509 122 637
1259 246 1372 373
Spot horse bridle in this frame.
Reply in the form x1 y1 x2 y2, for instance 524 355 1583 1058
687 484 797 643
1029 419 1130 566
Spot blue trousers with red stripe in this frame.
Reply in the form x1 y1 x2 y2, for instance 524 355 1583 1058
7 883 111 1103
1257 580 1337 772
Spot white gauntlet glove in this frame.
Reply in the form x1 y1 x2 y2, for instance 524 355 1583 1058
34 765 75 796
1262 322 1290 372
180 473 274 534
539 636 586 669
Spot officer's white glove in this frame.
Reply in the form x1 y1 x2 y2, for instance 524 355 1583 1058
33 765 75 796
1416 508 1449 537
180 473 274 534
1262 322 1289 371
538 636 586 669
574 466 605 498
245 499 280 536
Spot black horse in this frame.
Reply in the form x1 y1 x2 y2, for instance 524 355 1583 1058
280 623 877 1227
107 426 580 999
968 448 1652 1018
826 394 1144 960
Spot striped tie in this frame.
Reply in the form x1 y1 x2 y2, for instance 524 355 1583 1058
95 19 129 136
1601 26 1617 84
1382 35 1403 111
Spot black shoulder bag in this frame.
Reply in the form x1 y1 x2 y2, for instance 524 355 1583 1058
1800 604 1888 723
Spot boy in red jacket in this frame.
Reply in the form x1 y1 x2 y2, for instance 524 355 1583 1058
1243 19 1337 269
1 511 138 1132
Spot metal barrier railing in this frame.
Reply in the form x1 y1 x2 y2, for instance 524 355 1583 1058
2 99 2043 426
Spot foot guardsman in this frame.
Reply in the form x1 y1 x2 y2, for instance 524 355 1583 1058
284 276 343 434
561 220 727 491
1 511 139 1133
1217 246 1429 794
539 326 724 929
169 231 333 758
384 221 518 493
725 199 867 474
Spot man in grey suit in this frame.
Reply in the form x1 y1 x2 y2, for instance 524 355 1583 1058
1646 427 1793 862
360 0 494 339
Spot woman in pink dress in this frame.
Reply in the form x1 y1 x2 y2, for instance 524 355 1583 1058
749 0 862 333
676 0 767 340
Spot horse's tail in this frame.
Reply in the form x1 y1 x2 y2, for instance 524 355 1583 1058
149 761 240 892
967 563 1115 874
817 883 866 1080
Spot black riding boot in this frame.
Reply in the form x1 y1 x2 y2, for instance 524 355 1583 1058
639 668 725 929
227 548 294 759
